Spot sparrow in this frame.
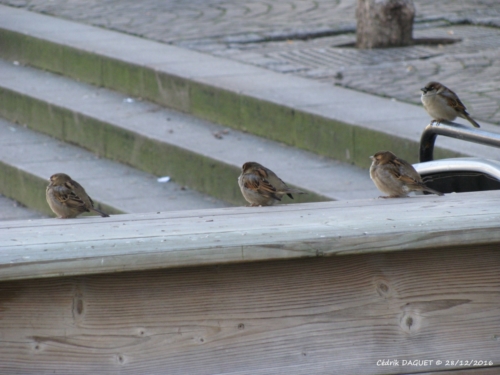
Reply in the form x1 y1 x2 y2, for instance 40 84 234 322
46 173 110 218
238 162 305 206
369 151 444 198
421 81 480 128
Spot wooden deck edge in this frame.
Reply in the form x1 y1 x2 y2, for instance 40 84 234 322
1 191 500 282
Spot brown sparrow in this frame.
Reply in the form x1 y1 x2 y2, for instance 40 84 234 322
421 81 480 128
238 162 304 206
370 151 443 198
46 173 110 218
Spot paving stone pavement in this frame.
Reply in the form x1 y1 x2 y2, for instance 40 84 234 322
1 0 500 124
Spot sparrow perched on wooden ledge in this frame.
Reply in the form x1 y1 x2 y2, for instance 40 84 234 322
46 173 110 218
421 81 480 128
370 151 444 198
238 162 305 206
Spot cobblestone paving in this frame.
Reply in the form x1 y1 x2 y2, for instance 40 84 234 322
3 0 499 123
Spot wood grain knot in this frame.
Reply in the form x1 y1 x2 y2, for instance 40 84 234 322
238 323 245 330
116 354 125 364
378 283 388 293
72 288 85 324
31 339 44 353
399 312 420 334
75 298 84 315
374 278 392 298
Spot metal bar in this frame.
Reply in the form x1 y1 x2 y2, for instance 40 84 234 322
419 122 500 162
414 157 500 181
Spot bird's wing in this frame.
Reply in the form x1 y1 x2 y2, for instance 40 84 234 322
243 173 281 200
442 89 468 113
52 183 89 211
389 158 422 186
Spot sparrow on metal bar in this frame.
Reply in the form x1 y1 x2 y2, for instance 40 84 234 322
238 162 305 206
369 151 443 198
421 81 480 128
46 173 110 218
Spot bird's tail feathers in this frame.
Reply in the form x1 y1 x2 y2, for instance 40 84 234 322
91 207 110 217
464 113 480 128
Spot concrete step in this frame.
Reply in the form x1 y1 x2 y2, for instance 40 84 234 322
2 4 500 172
0 117 230 217
0 58 378 208
0 194 48 221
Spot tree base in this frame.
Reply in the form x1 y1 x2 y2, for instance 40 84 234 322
356 0 415 49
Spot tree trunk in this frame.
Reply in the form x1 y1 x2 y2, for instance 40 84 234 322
356 0 415 49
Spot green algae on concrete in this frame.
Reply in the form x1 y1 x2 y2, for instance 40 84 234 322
63 47 103 87
143 69 191 113
102 58 143 98
190 81 242 129
0 29 25 62
0 27 458 173
353 128 419 169
24 36 64 73
0 87 66 138
190 85 357 164
0 162 52 216
0 83 331 206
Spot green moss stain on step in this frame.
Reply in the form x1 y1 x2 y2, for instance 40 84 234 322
0 85 332 206
144 69 191 113
0 27 452 171
0 162 51 216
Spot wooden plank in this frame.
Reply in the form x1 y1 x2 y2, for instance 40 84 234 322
1 191 500 281
0 244 498 375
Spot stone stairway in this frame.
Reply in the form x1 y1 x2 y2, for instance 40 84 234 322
0 4 498 219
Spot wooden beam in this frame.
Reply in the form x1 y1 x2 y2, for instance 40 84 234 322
0 245 498 374
1 191 500 281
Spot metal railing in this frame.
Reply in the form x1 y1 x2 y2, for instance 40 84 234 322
419 122 500 162
417 122 500 193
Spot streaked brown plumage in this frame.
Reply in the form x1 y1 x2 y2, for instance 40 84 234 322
369 151 443 198
46 173 110 218
237 162 304 206
421 81 480 128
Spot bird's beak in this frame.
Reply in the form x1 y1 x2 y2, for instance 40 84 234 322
369 156 374 160
421 88 427 93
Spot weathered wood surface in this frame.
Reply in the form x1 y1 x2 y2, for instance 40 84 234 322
0 245 499 374
1 191 500 281
1 191 499 374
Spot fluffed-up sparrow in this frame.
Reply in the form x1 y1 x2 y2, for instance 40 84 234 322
238 162 305 206
421 81 480 128
46 173 110 218
370 151 443 198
